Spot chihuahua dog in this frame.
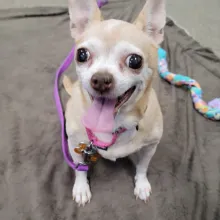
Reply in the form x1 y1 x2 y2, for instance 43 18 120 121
64 0 165 206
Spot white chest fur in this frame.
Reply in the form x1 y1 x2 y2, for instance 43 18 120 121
96 127 137 161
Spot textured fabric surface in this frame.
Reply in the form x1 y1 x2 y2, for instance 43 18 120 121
0 1 220 220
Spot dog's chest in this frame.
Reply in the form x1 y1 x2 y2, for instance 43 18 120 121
96 128 137 161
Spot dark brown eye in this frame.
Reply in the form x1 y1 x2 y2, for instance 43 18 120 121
76 48 90 63
126 54 142 69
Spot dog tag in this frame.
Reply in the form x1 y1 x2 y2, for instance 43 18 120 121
74 142 87 154
90 154 100 162
74 142 100 165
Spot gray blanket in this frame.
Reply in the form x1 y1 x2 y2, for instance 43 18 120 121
1 1 220 220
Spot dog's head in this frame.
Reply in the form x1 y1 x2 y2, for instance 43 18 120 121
68 0 166 132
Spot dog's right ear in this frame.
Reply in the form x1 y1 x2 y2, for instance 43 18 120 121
63 75 73 96
68 0 102 40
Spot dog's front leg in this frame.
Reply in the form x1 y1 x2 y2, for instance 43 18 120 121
68 138 92 206
129 142 158 202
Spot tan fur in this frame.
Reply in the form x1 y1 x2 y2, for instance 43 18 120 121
133 2 147 30
63 75 73 96
133 44 158 118
65 0 165 205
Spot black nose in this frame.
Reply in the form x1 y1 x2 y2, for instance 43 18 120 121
90 73 114 93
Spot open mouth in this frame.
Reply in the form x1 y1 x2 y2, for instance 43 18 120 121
89 85 136 112
114 86 136 112
83 86 136 133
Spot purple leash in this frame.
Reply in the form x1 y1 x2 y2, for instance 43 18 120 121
53 0 108 171
54 47 89 171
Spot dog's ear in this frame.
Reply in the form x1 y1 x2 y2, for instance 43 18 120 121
134 0 166 44
63 75 73 96
68 0 102 39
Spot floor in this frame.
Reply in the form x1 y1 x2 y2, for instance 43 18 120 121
166 0 220 56
1 0 220 56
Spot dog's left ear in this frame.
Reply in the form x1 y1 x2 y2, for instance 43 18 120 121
63 75 73 96
134 0 166 44
68 0 102 40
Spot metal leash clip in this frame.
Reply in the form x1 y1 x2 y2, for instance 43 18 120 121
74 142 100 164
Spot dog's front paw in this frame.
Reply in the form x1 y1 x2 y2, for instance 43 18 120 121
72 180 92 206
134 177 152 202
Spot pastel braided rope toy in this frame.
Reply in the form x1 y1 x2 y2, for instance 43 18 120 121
158 48 220 120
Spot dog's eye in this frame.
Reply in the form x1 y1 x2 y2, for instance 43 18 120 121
126 54 142 69
76 48 90 63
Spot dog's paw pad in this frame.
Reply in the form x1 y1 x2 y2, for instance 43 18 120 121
72 181 92 206
134 177 151 202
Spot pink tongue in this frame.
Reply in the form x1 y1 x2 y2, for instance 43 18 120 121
82 98 117 133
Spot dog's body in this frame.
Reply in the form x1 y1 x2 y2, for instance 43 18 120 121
64 0 166 206
65 80 162 161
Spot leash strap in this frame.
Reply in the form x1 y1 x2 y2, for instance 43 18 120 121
53 0 108 171
54 47 89 171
